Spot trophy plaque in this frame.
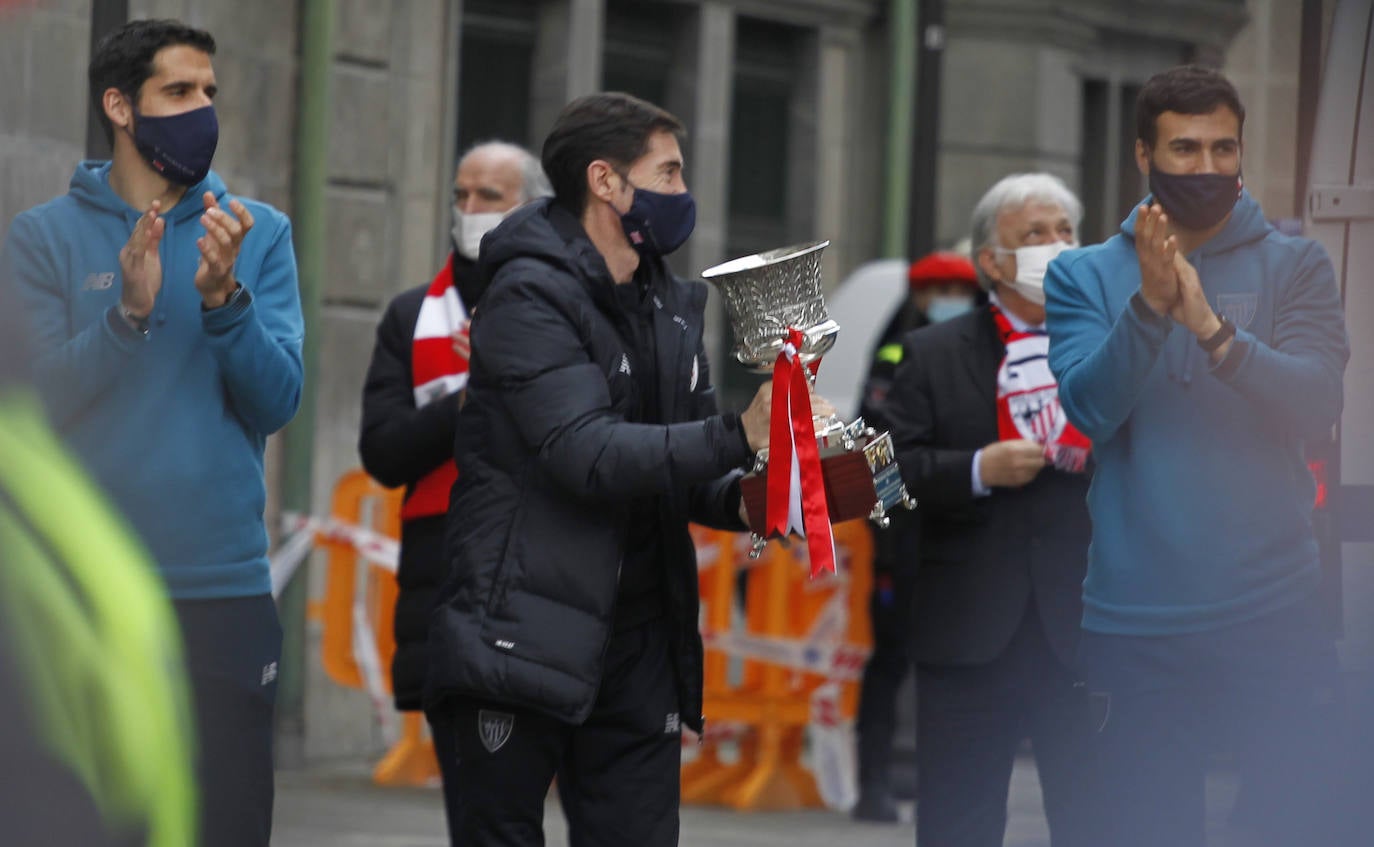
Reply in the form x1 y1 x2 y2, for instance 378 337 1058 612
701 241 915 561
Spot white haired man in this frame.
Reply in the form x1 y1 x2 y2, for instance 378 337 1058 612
359 141 552 718
884 173 1100 846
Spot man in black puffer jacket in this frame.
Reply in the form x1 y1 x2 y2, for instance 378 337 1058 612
424 93 810 847
359 141 550 713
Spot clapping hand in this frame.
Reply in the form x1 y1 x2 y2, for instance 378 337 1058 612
195 192 254 307
119 202 164 319
1169 251 1219 337
1135 203 1179 317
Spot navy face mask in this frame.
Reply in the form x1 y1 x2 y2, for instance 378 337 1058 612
1147 162 1243 231
130 104 219 186
618 182 697 257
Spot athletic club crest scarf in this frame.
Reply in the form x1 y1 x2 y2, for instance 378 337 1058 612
404 254 469 519
990 304 1090 473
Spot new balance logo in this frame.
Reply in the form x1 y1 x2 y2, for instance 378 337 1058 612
83 272 116 291
665 712 681 734
261 662 278 686
495 639 515 650
618 354 632 376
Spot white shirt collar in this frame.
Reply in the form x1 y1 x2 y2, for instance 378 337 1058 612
989 291 1044 333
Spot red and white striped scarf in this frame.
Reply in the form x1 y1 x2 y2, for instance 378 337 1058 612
990 304 1091 473
404 254 469 519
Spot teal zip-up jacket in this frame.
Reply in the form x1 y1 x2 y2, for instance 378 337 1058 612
1045 192 1348 635
0 161 304 598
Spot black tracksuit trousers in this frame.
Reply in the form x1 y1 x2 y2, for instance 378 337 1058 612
427 617 683 846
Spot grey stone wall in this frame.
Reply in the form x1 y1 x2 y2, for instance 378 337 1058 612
1223 0 1303 219
0 1 91 236
936 34 1085 246
304 0 456 763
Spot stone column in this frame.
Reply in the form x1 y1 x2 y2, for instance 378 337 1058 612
305 0 454 763
529 0 605 143
0 1 92 232
934 31 1086 249
1224 0 1303 217
683 4 736 279
677 2 737 377
812 26 860 290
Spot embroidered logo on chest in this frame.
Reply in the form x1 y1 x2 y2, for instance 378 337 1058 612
689 354 699 392
83 272 116 291
1216 293 1258 329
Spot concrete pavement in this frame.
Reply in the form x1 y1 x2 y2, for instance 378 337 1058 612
272 755 1260 846
272 757 1063 846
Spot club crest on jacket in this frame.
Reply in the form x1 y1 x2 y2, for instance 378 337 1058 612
1216 292 1258 329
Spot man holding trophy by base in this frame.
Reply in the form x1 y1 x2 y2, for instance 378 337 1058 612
424 92 837 847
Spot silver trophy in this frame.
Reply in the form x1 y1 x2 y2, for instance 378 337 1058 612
701 241 915 556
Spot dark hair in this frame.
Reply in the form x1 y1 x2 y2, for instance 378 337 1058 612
540 92 685 213
1135 65 1245 147
88 19 217 147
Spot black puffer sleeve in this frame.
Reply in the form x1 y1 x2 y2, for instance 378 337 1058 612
472 269 751 501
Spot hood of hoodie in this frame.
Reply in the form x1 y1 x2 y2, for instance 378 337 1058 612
67 159 227 225
1119 189 1272 386
477 198 624 309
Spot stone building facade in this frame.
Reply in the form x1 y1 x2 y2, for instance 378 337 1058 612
2 0 1332 762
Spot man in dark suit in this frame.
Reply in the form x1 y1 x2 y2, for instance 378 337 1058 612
852 251 981 822
884 173 1097 846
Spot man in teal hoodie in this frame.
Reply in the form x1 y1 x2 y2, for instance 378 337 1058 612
0 19 303 847
1045 66 1348 846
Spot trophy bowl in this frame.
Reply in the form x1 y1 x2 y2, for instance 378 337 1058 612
701 241 916 558
701 240 840 372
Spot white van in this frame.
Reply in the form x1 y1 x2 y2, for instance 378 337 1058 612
1306 0 1374 675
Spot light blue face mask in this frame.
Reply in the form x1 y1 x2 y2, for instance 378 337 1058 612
926 294 975 323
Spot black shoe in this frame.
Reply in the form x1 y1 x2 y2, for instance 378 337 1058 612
851 789 900 823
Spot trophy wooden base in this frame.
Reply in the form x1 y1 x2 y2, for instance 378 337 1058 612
738 428 914 549
740 451 875 534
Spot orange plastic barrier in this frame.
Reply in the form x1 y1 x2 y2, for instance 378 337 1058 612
310 469 439 787
683 521 873 811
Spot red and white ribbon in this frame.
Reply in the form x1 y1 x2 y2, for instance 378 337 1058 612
765 327 837 578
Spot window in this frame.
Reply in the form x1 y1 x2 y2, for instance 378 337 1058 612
1079 78 1146 244
602 0 680 108
457 0 538 155
726 17 803 260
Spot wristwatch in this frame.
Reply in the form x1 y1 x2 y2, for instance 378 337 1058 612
204 282 244 311
117 302 150 336
1197 314 1236 353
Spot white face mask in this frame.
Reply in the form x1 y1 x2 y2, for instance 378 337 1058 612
452 207 506 261
996 240 1075 305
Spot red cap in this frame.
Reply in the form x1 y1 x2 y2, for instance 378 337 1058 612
907 252 978 291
